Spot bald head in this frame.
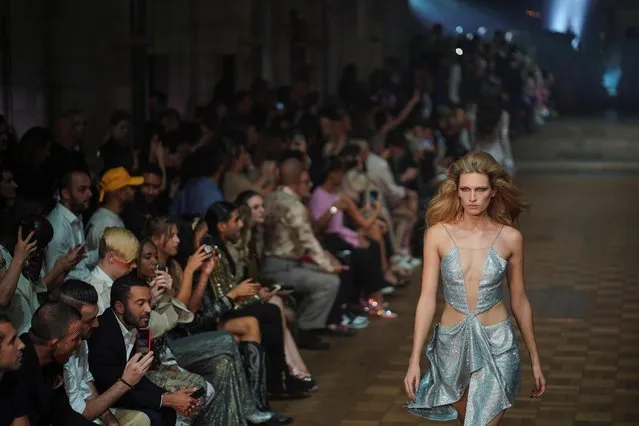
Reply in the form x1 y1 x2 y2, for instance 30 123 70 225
279 158 304 186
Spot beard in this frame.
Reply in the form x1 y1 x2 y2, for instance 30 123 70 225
123 308 148 329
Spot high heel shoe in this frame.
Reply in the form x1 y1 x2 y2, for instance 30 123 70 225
291 369 319 392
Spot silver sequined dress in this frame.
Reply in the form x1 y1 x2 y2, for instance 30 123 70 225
408 226 520 425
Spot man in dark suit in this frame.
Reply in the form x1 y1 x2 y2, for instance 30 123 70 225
15 303 93 426
88 274 198 426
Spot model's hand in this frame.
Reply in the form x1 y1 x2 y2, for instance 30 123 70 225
404 363 421 401
530 363 546 398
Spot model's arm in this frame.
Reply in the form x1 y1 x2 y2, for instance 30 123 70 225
506 229 539 363
408 226 441 365
507 228 546 397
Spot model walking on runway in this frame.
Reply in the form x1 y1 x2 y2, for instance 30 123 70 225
404 151 545 426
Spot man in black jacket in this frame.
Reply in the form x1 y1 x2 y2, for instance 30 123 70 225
88 274 197 426
15 303 93 426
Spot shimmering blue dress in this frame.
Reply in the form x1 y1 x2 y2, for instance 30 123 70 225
408 226 520 426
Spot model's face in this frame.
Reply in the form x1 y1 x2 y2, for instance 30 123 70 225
458 173 495 216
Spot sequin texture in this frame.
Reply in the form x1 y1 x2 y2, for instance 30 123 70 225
407 239 521 426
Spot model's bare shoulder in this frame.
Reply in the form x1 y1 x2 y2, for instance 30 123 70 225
500 225 523 251
425 223 450 242
424 223 451 256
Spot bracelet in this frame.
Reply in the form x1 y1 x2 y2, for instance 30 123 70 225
118 377 134 390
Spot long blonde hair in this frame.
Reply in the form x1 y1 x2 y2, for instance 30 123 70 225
426 152 529 227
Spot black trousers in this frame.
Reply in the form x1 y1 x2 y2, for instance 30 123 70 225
225 302 288 391
323 233 386 303
326 264 354 325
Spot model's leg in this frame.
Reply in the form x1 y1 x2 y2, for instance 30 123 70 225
453 388 469 424
487 411 505 426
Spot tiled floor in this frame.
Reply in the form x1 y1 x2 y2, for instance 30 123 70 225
271 123 639 425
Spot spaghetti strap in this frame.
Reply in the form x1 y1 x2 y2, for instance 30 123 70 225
441 224 457 247
491 226 505 247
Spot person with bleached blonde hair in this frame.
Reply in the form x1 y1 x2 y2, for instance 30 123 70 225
86 227 140 313
405 152 545 425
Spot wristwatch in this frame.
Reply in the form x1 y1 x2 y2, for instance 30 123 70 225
330 206 338 215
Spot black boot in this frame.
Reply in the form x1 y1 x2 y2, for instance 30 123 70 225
239 341 270 412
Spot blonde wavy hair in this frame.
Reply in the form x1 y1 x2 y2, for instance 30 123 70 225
426 151 529 227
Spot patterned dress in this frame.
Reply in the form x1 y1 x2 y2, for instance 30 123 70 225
168 291 261 426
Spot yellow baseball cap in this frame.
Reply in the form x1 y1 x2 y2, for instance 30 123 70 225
99 167 144 202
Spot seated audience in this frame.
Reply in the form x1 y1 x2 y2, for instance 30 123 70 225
170 144 225 217
86 227 139 313
45 169 96 280
234 190 317 389
202 202 310 396
137 239 290 424
0 215 81 334
261 158 341 349
87 274 194 426
17 302 91 425
57 279 153 425
86 167 143 252
309 157 397 318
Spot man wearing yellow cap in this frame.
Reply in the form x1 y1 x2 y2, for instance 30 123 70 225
85 167 143 253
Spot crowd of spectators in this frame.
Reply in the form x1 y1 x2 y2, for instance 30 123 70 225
0 23 551 426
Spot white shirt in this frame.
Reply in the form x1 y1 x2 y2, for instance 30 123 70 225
85 208 125 253
63 341 95 415
365 152 407 206
86 266 114 314
115 312 137 359
45 203 98 280
0 245 46 334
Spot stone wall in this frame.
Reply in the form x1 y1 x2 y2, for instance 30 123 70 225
1 0 418 148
